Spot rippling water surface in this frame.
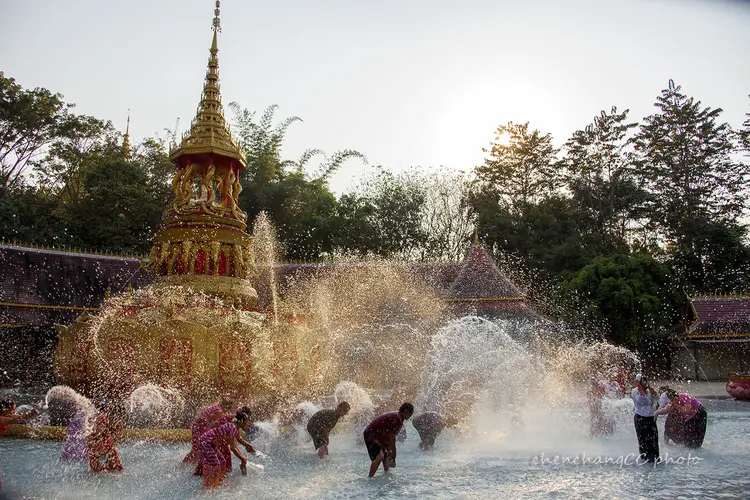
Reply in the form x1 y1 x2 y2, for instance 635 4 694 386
1 399 749 499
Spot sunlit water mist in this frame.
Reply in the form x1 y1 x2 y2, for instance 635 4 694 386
416 316 641 437
280 260 445 394
253 212 281 326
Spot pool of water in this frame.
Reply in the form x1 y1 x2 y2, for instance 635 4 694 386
2 399 749 499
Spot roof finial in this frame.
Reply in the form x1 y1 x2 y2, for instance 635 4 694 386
213 1 221 33
168 0 246 168
122 109 132 159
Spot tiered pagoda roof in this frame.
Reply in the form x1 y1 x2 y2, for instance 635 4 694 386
445 239 542 321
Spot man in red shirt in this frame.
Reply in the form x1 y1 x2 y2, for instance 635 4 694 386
363 402 414 477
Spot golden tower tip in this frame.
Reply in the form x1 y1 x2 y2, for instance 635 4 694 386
167 0 245 168
122 109 132 160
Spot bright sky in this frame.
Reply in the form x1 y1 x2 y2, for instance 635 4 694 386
2 0 749 194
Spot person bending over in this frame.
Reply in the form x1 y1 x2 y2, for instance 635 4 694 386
363 403 414 477
412 411 456 450
307 402 350 458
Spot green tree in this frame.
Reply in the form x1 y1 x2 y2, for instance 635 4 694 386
562 107 645 253
633 80 750 291
35 116 120 203
334 168 428 259
475 121 557 211
471 191 593 281
559 254 684 349
0 72 78 193
229 103 365 261
65 158 166 254
0 185 62 244
740 94 750 153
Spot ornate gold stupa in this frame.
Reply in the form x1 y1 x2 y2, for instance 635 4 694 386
55 1 290 407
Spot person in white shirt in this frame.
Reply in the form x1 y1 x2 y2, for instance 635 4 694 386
631 374 659 463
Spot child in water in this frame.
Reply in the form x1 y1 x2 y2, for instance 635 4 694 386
88 400 125 472
184 398 234 464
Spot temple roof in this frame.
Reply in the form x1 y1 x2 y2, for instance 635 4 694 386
686 296 750 339
447 240 523 300
0 242 541 326
0 244 152 326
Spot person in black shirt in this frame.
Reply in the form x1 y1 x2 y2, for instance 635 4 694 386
307 402 350 458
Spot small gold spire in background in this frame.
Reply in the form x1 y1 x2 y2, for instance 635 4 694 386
122 110 132 160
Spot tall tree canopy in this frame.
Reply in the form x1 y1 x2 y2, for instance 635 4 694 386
562 107 645 254
475 121 557 211
633 80 750 291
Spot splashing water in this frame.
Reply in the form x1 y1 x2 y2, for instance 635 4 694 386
253 212 280 326
417 316 542 417
127 384 185 428
333 381 374 416
44 385 95 427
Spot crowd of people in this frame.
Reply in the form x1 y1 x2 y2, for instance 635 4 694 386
0 373 713 492
588 370 709 465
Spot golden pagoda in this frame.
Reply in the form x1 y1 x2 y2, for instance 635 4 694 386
147 0 256 306
55 1 286 407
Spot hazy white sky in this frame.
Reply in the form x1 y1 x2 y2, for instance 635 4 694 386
2 0 749 193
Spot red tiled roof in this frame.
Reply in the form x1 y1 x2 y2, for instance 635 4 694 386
692 297 750 323
447 241 522 299
686 297 750 338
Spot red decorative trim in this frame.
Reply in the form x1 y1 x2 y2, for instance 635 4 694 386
158 338 193 391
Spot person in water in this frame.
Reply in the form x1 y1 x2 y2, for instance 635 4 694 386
199 409 252 490
0 399 38 430
588 379 614 437
631 374 659 463
363 402 414 477
412 411 456 450
194 406 257 477
184 397 234 464
657 386 683 445
655 390 707 448
88 400 125 472
61 408 90 461
307 401 351 458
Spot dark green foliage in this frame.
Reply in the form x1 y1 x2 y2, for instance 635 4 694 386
334 168 428 259
64 158 165 254
561 107 645 254
0 72 75 193
633 80 750 293
559 254 684 349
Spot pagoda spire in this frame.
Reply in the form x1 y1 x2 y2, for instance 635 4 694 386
122 110 131 160
168 0 246 168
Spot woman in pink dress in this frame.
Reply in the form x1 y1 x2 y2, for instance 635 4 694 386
199 409 251 489
655 390 707 448
184 398 234 465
